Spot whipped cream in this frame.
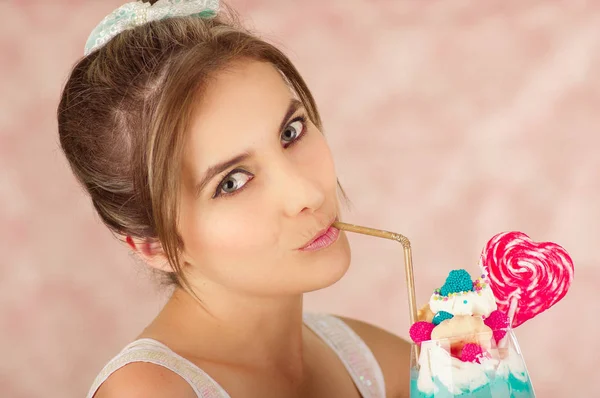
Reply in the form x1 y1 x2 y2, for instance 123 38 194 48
496 345 530 383
417 340 528 394
429 277 497 317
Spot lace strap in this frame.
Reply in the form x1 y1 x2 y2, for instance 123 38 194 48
303 313 386 398
86 338 229 398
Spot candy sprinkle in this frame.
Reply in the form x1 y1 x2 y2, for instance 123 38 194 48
440 269 474 296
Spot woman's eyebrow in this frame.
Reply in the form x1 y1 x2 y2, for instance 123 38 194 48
278 98 302 132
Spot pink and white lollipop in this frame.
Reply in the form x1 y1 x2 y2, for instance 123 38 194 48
479 231 574 327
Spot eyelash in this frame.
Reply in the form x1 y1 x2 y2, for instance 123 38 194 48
282 115 308 149
212 114 308 199
212 168 253 199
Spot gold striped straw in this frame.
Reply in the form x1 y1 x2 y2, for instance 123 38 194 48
333 221 418 327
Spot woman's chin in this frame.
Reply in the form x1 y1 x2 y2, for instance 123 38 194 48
300 233 351 292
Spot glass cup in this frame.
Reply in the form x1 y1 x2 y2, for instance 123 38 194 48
410 329 536 398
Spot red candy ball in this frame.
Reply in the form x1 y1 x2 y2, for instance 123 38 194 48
409 321 436 343
460 343 491 363
484 310 510 343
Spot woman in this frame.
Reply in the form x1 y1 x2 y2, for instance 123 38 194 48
58 1 411 396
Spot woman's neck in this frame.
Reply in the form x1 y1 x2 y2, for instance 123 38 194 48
141 287 308 377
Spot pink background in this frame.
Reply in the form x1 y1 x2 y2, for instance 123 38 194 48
1 0 596 396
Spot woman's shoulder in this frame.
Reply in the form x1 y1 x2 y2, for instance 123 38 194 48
334 315 411 398
87 338 224 398
93 361 197 398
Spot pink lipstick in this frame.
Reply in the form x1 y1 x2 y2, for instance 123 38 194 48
299 224 340 252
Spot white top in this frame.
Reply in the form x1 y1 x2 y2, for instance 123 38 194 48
86 313 386 397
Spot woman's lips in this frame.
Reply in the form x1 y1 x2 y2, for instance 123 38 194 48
299 224 340 252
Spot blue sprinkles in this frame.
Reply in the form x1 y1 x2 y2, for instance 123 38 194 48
439 269 474 296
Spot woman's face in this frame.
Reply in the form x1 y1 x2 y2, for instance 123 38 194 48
178 60 350 297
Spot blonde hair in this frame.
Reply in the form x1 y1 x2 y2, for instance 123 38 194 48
58 2 343 290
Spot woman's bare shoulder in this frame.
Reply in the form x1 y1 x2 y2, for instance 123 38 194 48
337 316 411 398
93 362 197 398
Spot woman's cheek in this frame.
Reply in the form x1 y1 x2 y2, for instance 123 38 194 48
194 202 278 255
308 136 337 189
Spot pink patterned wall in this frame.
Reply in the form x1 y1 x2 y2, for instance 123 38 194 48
1 1 596 396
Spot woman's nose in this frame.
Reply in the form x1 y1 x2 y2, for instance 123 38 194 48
273 159 326 217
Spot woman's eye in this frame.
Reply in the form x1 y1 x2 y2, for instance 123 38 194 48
215 170 253 197
281 119 305 145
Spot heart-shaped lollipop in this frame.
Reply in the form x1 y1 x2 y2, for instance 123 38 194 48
479 231 574 327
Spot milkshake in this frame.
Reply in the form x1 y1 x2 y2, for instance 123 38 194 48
409 273 535 397
409 231 574 398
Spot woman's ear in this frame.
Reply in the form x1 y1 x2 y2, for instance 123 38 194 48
125 235 173 272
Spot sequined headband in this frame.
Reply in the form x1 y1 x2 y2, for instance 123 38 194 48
84 0 219 56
